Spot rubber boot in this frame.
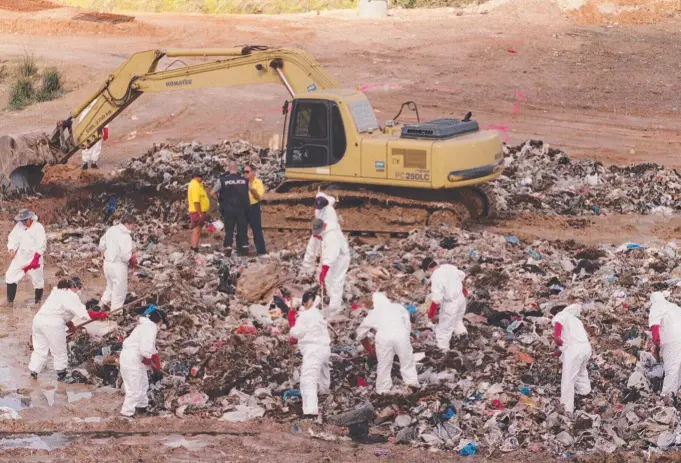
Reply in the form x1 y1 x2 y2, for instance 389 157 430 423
30 371 38 380
135 407 149 415
34 288 43 304
6 283 17 304
91 162 99 169
81 163 88 171
57 370 67 382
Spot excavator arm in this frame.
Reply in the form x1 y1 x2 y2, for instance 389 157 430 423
48 45 341 163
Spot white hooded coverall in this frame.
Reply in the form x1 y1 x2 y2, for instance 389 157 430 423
552 304 592 413
301 192 340 275
289 300 331 415
430 264 467 351
79 100 108 164
119 317 158 416
28 288 90 373
99 224 134 309
6 218 46 289
302 227 350 318
314 192 339 229
649 292 681 396
357 293 419 394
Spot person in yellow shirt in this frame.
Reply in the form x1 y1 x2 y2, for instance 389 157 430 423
187 170 209 252
244 164 267 255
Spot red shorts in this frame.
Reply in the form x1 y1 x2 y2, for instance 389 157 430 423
190 212 205 228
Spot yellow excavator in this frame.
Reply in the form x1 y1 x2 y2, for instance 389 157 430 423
5 45 503 232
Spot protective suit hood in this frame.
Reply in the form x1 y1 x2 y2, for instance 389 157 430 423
316 192 336 209
372 292 391 311
563 303 582 318
650 291 667 307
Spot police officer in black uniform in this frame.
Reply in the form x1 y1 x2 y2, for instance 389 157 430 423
211 160 250 256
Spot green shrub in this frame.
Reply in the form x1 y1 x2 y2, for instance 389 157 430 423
8 78 35 110
18 52 37 78
35 68 63 102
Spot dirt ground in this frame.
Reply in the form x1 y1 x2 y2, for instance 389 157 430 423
2 0 681 459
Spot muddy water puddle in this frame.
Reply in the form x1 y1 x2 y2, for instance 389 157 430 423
0 393 31 410
0 433 74 450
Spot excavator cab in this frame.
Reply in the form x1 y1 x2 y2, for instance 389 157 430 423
285 99 347 169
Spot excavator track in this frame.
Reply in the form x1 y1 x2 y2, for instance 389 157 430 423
261 183 496 234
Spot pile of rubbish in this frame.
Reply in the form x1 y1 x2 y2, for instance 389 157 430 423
123 140 285 192
46 187 681 454
34 138 681 455
493 140 681 216
116 138 681 221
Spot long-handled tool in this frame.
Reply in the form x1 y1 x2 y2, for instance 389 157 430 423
29 294 148 350
67 294 149 338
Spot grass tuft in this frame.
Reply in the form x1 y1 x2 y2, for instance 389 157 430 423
18 52 37 78
35 68 64 102
8 78 35 111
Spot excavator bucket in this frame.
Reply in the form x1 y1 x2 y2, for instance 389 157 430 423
0 132 56 192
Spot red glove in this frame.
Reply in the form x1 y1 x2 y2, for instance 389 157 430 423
319 265 330 286
361 338 376 357
102 127 109 142
22 253 41 273
151 353 161 371
287 308 297 328
463 287 469 297
66 321 77 334
129 255 139 268
554 322 564 346
88 310 108 321
652 324 661 346
428 302 440 320
289 337 298 345
142 357 152 366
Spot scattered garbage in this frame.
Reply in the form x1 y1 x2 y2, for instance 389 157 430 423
31 138 681 454
0 407 22 420
493 140 681 216
459 442 477 456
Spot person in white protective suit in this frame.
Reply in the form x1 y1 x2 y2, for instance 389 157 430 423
119 306 166 417
314 192 339 230
5 209 47 306
301 192 340 276
422 257 467 351
99 214 137 309
79 99 109 170
356 292 419 394
303 219 351 319
551 303 592 413
289 291 330 416
28 279 108 381
648 292 681 397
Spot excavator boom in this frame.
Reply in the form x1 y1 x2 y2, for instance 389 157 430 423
48 45 340 163
3 44 503 234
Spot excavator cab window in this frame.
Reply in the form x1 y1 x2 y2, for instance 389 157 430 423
286 100 346 168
